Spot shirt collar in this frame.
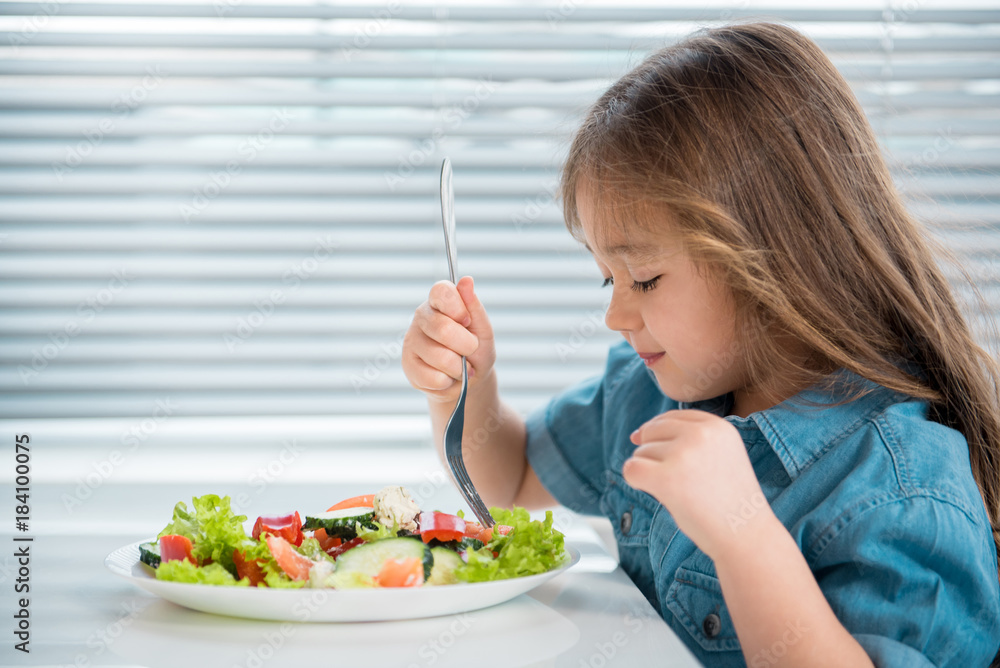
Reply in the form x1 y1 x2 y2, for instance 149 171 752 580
680 370 907 481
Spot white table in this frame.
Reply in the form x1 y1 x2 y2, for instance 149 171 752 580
0 426 704 667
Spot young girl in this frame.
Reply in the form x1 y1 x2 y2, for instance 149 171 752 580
402 22 1000 667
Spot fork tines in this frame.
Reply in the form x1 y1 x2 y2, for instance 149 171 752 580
448 455 494 527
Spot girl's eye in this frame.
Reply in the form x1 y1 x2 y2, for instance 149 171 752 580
630 276 661 293
601 275 661 292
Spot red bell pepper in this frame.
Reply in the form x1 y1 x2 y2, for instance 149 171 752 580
251 512 304 546
418 511 466 543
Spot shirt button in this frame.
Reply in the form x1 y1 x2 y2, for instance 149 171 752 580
620 511 632 535
703 613 722 639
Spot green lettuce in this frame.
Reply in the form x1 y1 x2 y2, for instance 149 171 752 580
355 519 397 542
263 570 307 589
157 494 249 573
155 494 304 588
455 507 566 583
295 537 335 563
155 560 248 586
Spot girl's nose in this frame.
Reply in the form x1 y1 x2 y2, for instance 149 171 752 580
604 286 642 333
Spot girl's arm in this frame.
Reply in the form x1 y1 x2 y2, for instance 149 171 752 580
425 364 537 508
625 410 874 667
715 511 874 667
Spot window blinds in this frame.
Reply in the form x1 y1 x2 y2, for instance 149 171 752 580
0 2 997 421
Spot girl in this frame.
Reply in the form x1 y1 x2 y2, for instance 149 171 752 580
402 22 1000 667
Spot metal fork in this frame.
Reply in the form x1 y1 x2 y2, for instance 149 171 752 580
439 157 495 528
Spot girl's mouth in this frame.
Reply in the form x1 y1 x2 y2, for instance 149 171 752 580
638 352 664 367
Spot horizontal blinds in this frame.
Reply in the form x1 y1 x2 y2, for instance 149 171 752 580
0 2 997 420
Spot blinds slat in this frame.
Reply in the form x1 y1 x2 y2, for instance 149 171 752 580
0 308 612 335
1 141 998 169
0 254 594 280
2 170 996 201
0 336 613 362
0 391 551 419
0 142 565 167
1 3 997 23
1 113 997 138
0 169 564 196
6 30 1000 53
0 197 566 225
0 223 574 250
2 198 996 226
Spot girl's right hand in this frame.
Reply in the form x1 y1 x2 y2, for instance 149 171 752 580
402 276 496 404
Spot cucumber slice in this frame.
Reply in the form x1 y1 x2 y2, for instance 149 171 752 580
302 507 377 538
139 541 161 568
427 546 464 585
335 537 433 581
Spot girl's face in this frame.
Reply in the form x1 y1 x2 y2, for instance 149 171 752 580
577 181 752 411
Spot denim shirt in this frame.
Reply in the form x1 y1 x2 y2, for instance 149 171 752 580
525 340 1000 668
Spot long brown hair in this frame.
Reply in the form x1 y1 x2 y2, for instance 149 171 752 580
561 22 1000 571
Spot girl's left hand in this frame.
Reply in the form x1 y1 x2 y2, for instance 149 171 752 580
624 410 774 561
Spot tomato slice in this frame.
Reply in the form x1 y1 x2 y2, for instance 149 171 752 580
265 534 313 581
312 528 342 554
463 521 492 543
376 557 424 587
326 494 375 512
418 511 466 544
158 534 196 565
251 512 304 546
232 548 266 586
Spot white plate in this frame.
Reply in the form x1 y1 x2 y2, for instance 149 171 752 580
105 540 579 623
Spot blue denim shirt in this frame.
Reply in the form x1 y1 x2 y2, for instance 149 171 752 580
526 340 1000 667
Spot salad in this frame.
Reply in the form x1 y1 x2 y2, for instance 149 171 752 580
139 486 568 589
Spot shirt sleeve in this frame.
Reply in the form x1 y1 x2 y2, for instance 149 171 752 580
808 493 1000 668
524 340 644 515
524 372 608 516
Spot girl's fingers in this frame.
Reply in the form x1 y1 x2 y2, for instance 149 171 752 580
427 280 472 328
405 346 458 392
629 440 671 462
621 456 658 491
403 277 495 399
631 409 709 444
456 276 494 342
411 332 466 382
631 416 679 445
416 304 479 357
